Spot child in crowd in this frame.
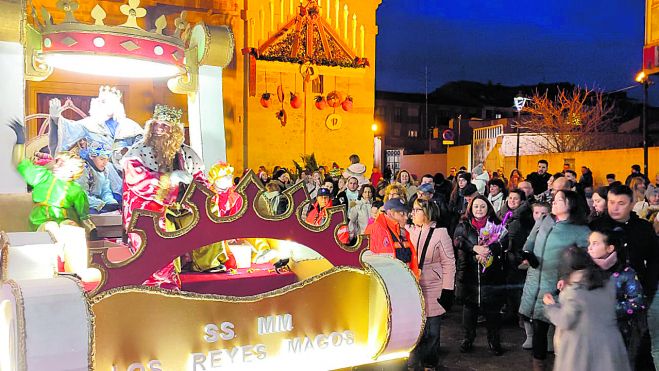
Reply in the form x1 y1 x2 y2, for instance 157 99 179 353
543 247 630 371
531 202 550 222
587 229 645 369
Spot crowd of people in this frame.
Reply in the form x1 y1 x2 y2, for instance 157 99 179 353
9 85 658 371
256 157 658 371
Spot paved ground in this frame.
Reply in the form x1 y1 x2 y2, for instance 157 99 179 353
353 305 553 371
434 307 547 371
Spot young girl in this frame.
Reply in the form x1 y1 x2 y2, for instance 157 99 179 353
543 247 630 371
587 230 645 369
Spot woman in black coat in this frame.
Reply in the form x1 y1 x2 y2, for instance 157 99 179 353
497 189 535 323
454 195 506 356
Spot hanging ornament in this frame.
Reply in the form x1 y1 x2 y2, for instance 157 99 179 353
290 92 302 109
341 95 353 112
260 92 271 108
276 109 287 126
315 95 327 110
326 91 343 108
260 69 271 108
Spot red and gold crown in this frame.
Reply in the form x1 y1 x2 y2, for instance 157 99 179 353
33 0 187 71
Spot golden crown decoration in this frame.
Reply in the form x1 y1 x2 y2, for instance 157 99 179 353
25 0 190 80
152 104 183 124
208 162 235 182
98 85 122 100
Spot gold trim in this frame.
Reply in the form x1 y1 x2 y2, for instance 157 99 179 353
362 259 392 359
155 173 171 203
91 265 366 304
7 280 27 371
90 170 374 295
363 254 426 359
41 21 184 47
0 231 8 282
59 275 96 371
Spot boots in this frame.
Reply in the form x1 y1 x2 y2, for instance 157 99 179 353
532 358 546 371
522 320 534 350
487 336 504 356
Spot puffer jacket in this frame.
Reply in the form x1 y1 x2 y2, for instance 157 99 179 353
365 213 420 278
519 215 590 322
348 199 371 237
408 222 456 316
453 218 506 307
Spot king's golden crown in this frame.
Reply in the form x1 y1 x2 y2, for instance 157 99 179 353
33 0 188 68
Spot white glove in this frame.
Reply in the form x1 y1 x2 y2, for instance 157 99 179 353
49 98 62 119
170 170 193 186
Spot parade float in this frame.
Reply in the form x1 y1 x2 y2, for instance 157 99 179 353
0 1 423 370
1 174 424 370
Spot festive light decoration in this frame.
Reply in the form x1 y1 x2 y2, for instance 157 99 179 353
255 1 368 68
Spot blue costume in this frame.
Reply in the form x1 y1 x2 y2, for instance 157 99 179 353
49 88 143 195
77 141 120 214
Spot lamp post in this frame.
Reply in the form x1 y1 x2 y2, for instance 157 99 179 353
513 97 530 170
635 71 651 177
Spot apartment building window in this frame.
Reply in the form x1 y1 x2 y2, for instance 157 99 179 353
393 107 403 122
392 123 402 137
407 106 419 119
407 130 418 138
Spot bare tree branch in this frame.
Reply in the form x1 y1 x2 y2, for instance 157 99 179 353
521 86 616 153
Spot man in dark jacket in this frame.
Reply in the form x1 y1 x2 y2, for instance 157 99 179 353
526 159 551 195
589 184 658 369
578 166 594 188
589 185 658 301
625 164 650 186
408 182 449 228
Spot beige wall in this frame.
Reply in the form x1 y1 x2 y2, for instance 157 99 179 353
503 147 659 187
399 154 447 179
447 145 471 172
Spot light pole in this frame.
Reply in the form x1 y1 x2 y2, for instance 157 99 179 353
513 96 530 170
636 71 651 177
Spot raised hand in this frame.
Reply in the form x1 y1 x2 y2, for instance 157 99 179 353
49 98 62 119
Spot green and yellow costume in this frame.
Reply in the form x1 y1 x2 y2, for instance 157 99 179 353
16 159 91 231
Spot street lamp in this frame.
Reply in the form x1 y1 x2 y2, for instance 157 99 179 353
635 71 651 177
513 96 530 169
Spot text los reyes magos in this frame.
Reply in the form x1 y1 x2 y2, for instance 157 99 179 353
113 313 356 370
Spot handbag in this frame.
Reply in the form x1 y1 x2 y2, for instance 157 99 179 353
416 227 435 270
387 226 413 263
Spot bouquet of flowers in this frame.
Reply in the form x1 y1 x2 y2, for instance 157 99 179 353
477 211 512 272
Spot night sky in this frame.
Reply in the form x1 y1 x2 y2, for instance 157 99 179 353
376 0 649 102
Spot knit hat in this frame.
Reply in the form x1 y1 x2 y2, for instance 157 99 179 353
463 183 478 196
457 172 472 183
273 169 288 180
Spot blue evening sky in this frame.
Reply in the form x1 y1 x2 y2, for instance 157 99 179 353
376 0 649 102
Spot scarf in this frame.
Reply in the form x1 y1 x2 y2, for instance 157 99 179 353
471 217 488 231
593 251 618 271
